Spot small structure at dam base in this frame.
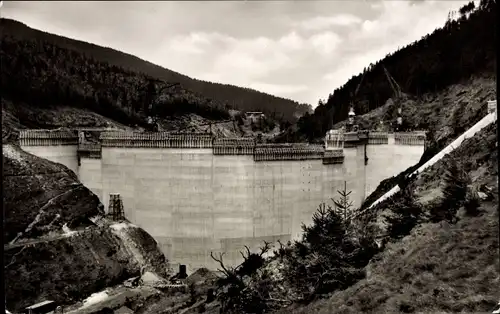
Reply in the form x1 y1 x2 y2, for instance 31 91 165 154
107 193 125 221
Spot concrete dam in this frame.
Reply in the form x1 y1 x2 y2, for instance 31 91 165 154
18 129 425 270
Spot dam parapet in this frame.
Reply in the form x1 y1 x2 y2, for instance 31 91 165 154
19 129 78 146
100 131 214 148
78 143 102 159
394 132 426 145
367 132 389 145
254 144 324 162
213 138 255 155
19 129 427 159
322 149 345 165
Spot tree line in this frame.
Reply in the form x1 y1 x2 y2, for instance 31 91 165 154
0 31 235 127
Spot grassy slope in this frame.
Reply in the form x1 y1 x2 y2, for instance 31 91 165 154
286 202 498 313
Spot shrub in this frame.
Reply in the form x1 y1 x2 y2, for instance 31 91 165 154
385 184 423 239
430 155 470 223
282 183 379 301
210 242 273 313
463 186 482 216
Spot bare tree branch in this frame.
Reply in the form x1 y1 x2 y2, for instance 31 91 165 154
210 251 231 276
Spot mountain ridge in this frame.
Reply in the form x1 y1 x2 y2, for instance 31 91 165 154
0 18 311 123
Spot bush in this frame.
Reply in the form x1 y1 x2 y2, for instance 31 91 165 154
385 184 423 239
281 183 379 301
210 242 273 313
463 186 482 216
430 155 470 223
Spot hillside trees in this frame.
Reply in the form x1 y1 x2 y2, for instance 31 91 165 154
0 18 310 123
293 0 496 141
429 154 479 223
385 182 423 239
0 32 231 127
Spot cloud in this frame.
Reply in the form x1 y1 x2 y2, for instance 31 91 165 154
278 31 304 50
309 31 342 55
167 32 232 55
163 30 342 87
296 14 363 31
318 0 470 103
248 83 309 96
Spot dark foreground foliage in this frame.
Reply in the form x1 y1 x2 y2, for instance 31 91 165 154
385 183 423 239
211 183 380 313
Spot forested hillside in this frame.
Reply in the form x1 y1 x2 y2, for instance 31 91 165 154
0 23 233 129
0 18 310 125
283 0 496 142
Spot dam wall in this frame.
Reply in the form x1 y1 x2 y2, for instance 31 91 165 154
19 129 426 270
78 143 103 200
364 132 426 197
18 130 79 175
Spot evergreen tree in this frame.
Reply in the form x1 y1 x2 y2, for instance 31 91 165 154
332 181 355 227
430 155 470 222
385 185 423 239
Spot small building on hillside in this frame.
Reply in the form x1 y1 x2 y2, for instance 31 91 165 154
488 100 497 117
245 112 265 123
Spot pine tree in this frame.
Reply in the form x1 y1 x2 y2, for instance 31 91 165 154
332 181 355 224
430 155 470 222
385 185 423 239
301 203 345 254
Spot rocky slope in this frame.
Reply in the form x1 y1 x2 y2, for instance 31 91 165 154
3 143 169 312
358 75 496 209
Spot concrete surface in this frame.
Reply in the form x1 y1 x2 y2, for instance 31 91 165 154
20 132 425 270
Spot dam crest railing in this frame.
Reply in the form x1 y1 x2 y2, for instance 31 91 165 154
18 129 78 146
17 130 428 163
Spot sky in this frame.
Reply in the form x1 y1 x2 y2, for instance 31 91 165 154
1 0 472 107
